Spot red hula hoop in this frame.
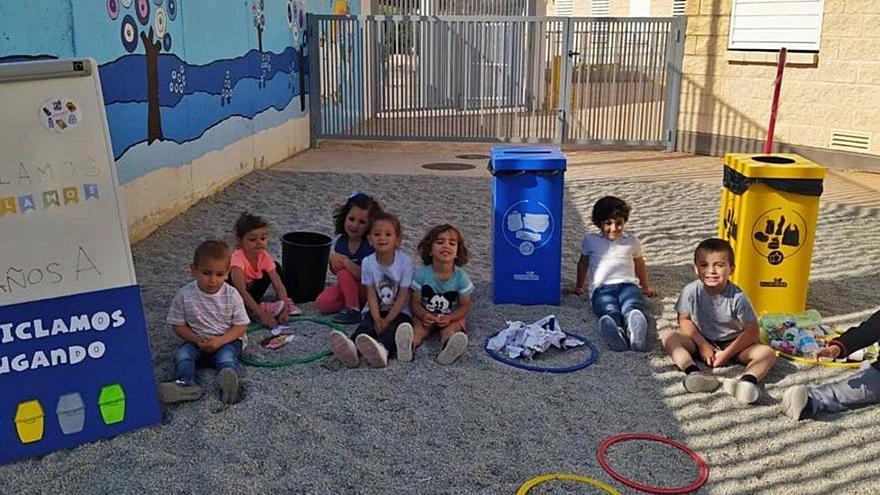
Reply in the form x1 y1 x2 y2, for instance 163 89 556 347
596 433 709 494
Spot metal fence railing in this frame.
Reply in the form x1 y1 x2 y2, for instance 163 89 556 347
375 0 530 16
308 15 684 147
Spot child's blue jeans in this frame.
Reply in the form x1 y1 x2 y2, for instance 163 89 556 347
174 340 242 384
590 282 646 328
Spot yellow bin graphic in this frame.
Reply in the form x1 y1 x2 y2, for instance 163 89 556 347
15 399 45 444
718 153 825 315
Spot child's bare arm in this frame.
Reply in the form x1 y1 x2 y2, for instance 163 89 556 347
172 324 202 344
445 296 471 323
342 258 363 279
714 321 760 366
230 267 276 327
410 289 432 323
329 251 344 273
633 256 657 297
267 268 291 323
202 324 247 353
571 254 589 294
383 285 410 325
365 285 382 322
678 313 716 365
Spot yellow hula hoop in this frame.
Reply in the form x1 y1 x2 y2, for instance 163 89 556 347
517 473 621 495
774 350 873 369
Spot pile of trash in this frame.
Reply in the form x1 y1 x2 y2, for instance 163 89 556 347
760 310 878 362
486 315 584 360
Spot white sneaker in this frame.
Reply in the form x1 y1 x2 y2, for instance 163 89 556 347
355 334 388 368
328 330 359 368
395 323 414 362
683 372 721 393
627 309 648 351
781 385 809 420
437 332 468 365
723 378 760 404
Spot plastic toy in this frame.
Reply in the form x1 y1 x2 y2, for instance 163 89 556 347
760 310 878 368
516 473 620 495
597 433 709 495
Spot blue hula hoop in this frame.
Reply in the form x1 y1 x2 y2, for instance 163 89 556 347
483 331 599 373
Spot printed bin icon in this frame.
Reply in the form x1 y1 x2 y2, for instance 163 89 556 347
98 384 126 425
718 153 825 315
14 399 45 444
56 393 86 435
490 146 566 305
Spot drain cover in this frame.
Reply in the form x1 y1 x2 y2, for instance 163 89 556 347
455 154 490 160
421 162 476 171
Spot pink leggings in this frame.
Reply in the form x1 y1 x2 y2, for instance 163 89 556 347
315 269 366 313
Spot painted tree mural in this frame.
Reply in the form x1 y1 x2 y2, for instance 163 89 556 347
287 0 307 111
252 0 266 53
108 0 177 144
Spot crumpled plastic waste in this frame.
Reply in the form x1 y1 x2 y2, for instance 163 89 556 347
486 315 584 359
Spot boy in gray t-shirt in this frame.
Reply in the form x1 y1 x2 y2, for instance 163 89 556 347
660 238 777 405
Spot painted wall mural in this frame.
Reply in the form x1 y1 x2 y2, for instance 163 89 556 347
0 0 356 186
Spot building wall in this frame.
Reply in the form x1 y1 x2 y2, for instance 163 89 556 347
0 0 357 242
678 0 880 169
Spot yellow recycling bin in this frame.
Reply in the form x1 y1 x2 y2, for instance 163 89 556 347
718 153 825 315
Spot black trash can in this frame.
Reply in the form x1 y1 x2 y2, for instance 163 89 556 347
281 231 333 303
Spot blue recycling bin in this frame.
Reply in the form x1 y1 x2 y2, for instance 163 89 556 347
490 146 566 305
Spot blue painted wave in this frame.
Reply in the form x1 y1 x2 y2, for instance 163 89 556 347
105 67 308 159
98 48 307 106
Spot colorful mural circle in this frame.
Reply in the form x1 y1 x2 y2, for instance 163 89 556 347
154 7 167 39
167 0 177 20
163 32 172 52
121 15 139 53
121 0 133 7
136 0 150 25
286 0 294 27
107 0 120 20
153 0 163 5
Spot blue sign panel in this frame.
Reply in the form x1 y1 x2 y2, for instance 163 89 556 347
0 285 161 464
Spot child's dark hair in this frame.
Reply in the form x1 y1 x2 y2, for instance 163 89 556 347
192 240 230 267
234 212 268 239
333 192 382 236
694 238 735 267
418 224 469 266
591 196 630 228
369 211 402 237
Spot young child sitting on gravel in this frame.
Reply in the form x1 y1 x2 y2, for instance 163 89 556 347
159 240 250 405
315 192 382 324
228 212 300 328
396 224 473 365
570 196 656 351
660 238 777 405
782 309 880 420
328 212 414 368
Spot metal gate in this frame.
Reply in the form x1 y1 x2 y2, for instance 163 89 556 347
308 15 684 148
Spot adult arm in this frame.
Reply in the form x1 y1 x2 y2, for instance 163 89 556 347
827 309 880 357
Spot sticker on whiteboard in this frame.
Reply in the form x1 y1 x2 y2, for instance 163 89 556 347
40 98 82 134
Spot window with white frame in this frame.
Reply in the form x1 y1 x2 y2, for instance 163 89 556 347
556 0 574 16
728 0 824 51
673 0 686 17
591 0 610 17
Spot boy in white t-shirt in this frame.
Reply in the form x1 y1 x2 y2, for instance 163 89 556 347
570 196 657 352
159 240 250 405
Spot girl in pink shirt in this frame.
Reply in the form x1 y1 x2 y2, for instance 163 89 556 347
228 212 301 328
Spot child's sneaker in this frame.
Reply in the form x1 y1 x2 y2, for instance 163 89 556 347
722 377 760 404
599 315 628 352
329 330 359 367
683 372 721 393
333 308 362 325
217 368 240 404
437 332 468 365
395 323 414 362
260 301 285 318
157 380 203 404
285 298 303 316
627 309 648 351
781 385 810 420
355 334 388 368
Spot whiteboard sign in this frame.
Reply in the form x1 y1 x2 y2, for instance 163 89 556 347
0 59 160 465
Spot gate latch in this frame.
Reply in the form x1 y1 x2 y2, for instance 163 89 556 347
568 50 580 57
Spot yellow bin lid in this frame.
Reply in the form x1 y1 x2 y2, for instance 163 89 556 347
724 153 826 180
15 399 44 422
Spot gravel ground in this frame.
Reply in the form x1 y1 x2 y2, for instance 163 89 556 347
2 168 878 494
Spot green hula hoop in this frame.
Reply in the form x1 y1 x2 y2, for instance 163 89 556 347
240 316 340 368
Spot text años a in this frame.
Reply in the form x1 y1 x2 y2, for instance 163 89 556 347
0 245 101 296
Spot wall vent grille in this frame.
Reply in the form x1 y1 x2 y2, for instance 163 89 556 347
830 129 871 152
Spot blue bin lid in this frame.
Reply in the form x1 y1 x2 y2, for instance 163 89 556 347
490 146 567 172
